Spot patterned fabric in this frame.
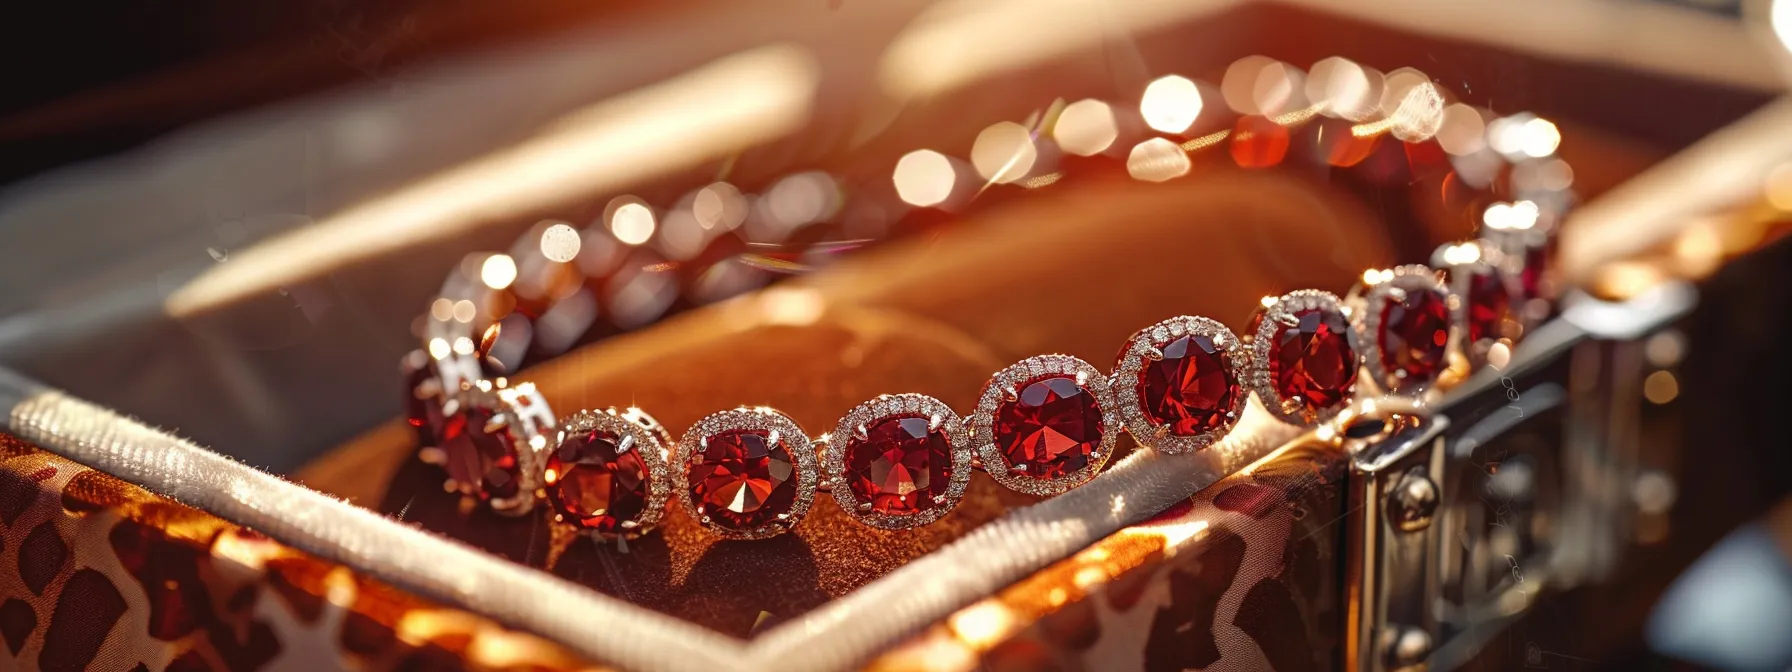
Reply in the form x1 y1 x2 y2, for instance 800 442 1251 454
0 433 608 672
865 439 1347 672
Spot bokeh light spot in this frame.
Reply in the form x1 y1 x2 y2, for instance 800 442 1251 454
1126 138 1190 182
893 150 957 207
610 201 657 245
481 254 518 290
1140 75 1204 133
971 122 1039 184
538 222 582 262
1055 99 1119 156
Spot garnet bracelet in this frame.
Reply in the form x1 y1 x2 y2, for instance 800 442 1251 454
403 232 1551 542
401 71 1565 542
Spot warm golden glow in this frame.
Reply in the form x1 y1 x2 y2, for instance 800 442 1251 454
879 0 1242 100
1150 519 1211 552
1592 261 1667 300
1672 223 1724 278
164 45 819 318
1776 0 1792 55
1140 75 1204 133
610 201 657 245
452 336 476 356
1643 370 1679 404
430 297 454 322
948 602 1017 650
971 121 1039 184
1054 99 1119 156
894 150 958 207
759 286 825 326
1766 163 1792 211
480 254 518 290
1126 138 1191 182
538 222 581 262
1260 295 1279 308
428 338 451 359
1436 103 1487 156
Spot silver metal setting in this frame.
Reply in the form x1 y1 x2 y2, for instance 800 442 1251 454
824 394 972 529
969 355 1119 497
674 407 819 540
1248 290 1357 427
548 407 675 540
1112 316 1249 455
1351 264 1453 396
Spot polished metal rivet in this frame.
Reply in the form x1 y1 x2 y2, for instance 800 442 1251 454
1386 467 1439 533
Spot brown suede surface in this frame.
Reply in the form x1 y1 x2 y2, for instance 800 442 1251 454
301 170 1399 637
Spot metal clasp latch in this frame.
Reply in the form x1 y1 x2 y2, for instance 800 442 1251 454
1346 282 1695 671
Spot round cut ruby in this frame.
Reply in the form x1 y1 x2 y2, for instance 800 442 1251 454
845 415 953 515
687 429 797 531
1268 309 1356 419
1377 288 1450 389
1465 270 1511 344
439 405 523 501
1138 335 1240 435
995 376 1104 480
546 429 651 534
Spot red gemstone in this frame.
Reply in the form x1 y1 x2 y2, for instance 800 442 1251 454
1138 335 1240 435
439 405 523 501
402 351 444 446
995 376 1105 480
1465 270 1511 344
1519 244 1549 302
546 429 651 534
1377 288 1450 389
687 429 798 531
1268 309 1357 418
845 415 953 515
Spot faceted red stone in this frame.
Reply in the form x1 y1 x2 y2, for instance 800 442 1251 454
401 351 444 446
687 429 798 531
1268 309 1357 418
1377 288 1450 389
438 405 523 501
1465 270 1512 344
845 415 953 515
995 376 1105 480
545 429 651 534
1138 335 1240 436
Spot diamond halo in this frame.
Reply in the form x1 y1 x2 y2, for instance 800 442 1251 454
1112 315 1250 455
969 355 1119 497
824 394 972 529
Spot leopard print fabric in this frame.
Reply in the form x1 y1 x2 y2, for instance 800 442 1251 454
0 433 609 672
866 439 1347 672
